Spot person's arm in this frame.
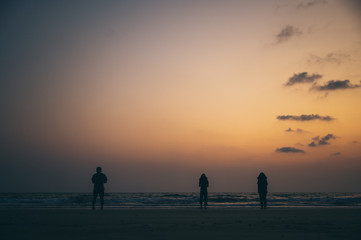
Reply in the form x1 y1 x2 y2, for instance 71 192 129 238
266 180 268 193
91 174 95 184
103 174 108 183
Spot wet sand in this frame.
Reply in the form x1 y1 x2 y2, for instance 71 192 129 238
1 208 361 240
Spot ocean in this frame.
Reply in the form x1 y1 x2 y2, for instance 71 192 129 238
1 192 360 208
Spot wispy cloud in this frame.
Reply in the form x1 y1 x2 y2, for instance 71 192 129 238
276 147 305 153
319 134 336 145
311 80 361 91
285 128 306 133
308 134 336 147
297 0 327 9
276 25 302 43
285 72 322 86
330 152 341 157
308 142 317 147
277 114 334 121
307 52 351 65
312 136 320 141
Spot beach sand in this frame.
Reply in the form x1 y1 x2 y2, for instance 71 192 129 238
1 208 361 240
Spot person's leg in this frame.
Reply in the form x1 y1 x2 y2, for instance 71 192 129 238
100 196 104 209
200 190 203 208
204 190 208 208
264 195 267 209
259 194 263 209
100 188 104 210
261 194 267 209
92 192 97 210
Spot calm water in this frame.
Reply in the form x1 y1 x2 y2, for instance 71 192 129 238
1 192 361 208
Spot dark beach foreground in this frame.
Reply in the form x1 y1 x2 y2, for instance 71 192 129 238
1 208 361 240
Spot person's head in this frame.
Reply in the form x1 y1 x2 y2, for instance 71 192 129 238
258 172 266 179
96 167 102 173
201 173 206 178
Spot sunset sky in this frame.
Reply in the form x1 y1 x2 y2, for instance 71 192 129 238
1 0 361 192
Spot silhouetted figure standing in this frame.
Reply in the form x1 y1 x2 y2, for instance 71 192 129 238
257 172 268 209
199 173 209 208
92 167 108 210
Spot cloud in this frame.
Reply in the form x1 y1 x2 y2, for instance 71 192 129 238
330 152 341 157
285 72 322 86
308 142 317 147
316 92 329 99
308 134 336 147
312 136 319 141
319 134 336 145
285 128 306 133
311 80 361 91
318 140 330 145
351 140 358 144
276 25 302 43
297 0 327 9
276 147 305 153
307 52 351 65
277 114 334 121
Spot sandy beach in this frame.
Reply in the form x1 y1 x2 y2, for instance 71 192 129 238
1 208 360 240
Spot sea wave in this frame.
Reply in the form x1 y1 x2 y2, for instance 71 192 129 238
0 192 360 208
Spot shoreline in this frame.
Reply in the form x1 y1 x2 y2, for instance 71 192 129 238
1 205 361 210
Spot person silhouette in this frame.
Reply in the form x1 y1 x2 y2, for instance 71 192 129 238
92 167 108 210
257 172 268 209
199 173 209 208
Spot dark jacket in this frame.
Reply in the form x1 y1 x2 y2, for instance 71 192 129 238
92 173 108 188
199 175 209 191
257 173 268 195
